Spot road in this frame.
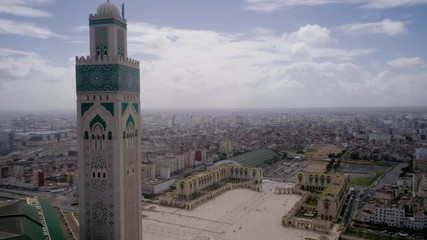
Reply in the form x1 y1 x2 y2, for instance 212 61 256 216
343 189 360 227
350 162 408 223
373 163 407 190
0 187 78 212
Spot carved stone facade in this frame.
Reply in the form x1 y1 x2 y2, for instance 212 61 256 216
76 2 142 239
160 163 263 210
278 171 350 233
296 171 349 221
278 190 333 233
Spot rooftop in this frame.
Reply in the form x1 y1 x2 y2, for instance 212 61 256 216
225 149 280 167
321 184 342 198
0 200 45 240
39 199 66 240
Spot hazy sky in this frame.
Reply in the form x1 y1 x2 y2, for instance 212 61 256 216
0 0 426 110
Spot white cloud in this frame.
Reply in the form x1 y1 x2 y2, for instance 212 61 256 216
0 48 34 57
291 24 331 45
252 27 275 35
0 49 67 82
74 26 89 33
387 57 422 67
5 20 423 110
0 49 74 111
245 0 347 12
0 0 52 17
339 19 406 36
287 42 311 61
244 0 427 11
360 0 427 9
0 19 66 39
123 22 391 108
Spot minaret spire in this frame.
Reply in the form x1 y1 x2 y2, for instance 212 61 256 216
122 2 125 17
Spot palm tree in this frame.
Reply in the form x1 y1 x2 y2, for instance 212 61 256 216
298 174 303 184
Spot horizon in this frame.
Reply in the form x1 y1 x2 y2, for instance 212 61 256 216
2 105 427 115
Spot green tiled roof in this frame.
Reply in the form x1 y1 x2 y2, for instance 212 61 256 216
227 149 280 167
20 203 41 225
0 200 44 240
39 199 66 240
22 217 44 240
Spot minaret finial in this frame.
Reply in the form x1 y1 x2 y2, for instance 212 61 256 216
122 2 125 17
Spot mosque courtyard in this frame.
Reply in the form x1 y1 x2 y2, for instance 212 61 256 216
142 180 340 240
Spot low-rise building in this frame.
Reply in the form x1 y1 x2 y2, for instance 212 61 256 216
396 177 413 194
142 178 175 195
374 185 397 202
153 155 185 177
362 203 426 231
175 163 262 200
295 171 350 221
160 163 263 210
363 204 405 227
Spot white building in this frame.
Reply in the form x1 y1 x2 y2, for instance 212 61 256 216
363 204 404 227
76 2 142 239
153 155 185 177
363 204 426 230
403 213 426 231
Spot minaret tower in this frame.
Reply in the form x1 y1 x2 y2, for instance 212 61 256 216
75 2 142 239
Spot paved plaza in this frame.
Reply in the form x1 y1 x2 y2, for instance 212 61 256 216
142 180 340 240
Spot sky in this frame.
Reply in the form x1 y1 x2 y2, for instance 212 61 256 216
0 0 427 111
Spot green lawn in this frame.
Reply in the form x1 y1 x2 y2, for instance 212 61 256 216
297 210 317 219
350 171 383 187
306 198 318 206
374 162 394 167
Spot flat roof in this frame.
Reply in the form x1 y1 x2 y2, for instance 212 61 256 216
225 149 280 167
321 184 342 198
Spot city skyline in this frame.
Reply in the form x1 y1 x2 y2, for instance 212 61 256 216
1 0 427 111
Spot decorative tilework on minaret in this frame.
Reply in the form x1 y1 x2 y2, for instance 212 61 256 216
76 2 142 239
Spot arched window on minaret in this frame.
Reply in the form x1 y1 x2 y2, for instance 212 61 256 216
92 124 105 150
103 46 108 58
96 46 101 59
126 123 135 148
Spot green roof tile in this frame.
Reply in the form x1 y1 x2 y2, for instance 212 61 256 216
227 149 279 167
39 199 66 240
